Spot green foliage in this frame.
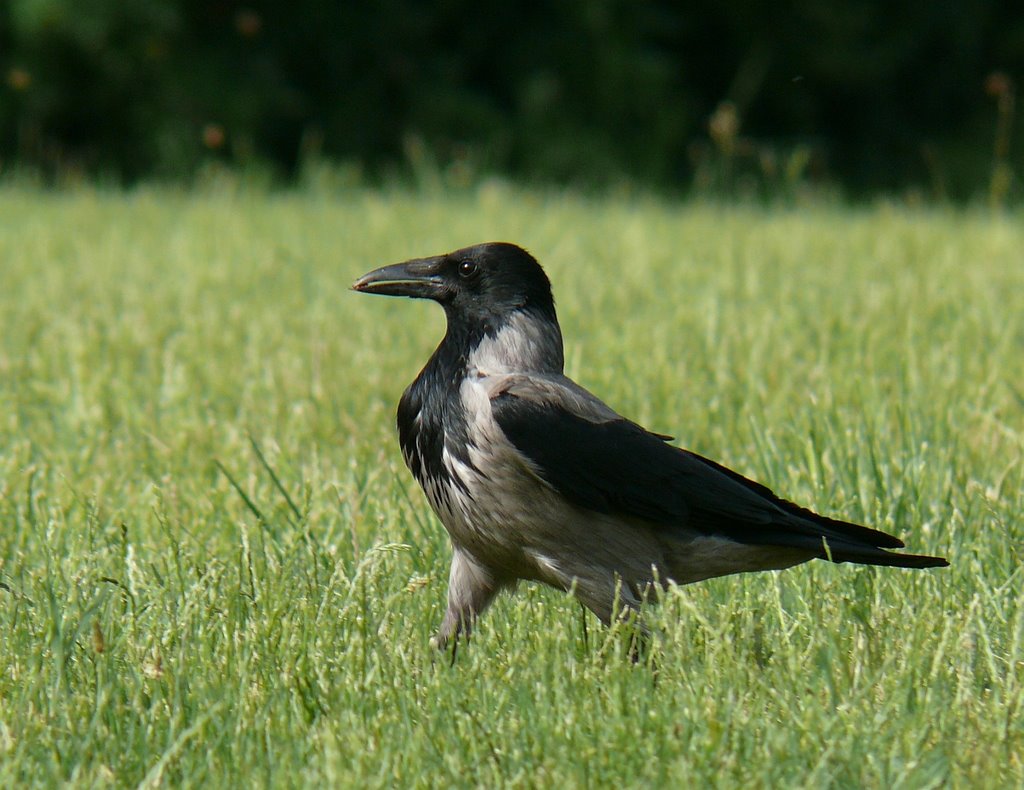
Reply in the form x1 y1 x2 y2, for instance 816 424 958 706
1 1 1022 196
0 185 1021 785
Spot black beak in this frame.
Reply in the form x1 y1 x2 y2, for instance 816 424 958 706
351 256 447 300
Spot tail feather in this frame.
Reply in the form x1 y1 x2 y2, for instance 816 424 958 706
707 514 949 569
679 451 948 570
819 543 950 569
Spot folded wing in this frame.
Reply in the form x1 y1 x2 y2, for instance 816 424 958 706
490 374 948 569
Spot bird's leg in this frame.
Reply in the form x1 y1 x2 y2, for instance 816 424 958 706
579 602 590 652
575 576 652 663
624 580 658 666
625 619 652 665
433 548 501 652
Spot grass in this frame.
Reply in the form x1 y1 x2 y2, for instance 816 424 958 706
0 182 1021 787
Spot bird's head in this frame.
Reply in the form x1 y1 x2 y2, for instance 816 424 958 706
352 242 557 327
354 242 563 373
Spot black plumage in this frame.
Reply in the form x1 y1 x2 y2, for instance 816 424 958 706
353 242 948 648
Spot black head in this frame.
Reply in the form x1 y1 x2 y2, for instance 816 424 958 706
352 242 557 326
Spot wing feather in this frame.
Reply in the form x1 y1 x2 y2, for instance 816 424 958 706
489 376 930 561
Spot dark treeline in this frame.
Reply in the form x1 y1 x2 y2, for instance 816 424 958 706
1 0 1021 198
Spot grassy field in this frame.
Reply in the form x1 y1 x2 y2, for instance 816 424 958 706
0 183 1021 787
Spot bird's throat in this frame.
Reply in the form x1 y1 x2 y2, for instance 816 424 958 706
461 310 564 377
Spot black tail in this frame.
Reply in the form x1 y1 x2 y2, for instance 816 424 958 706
818 542 949 569
730 518 950 569
682 450 949 570
727 512 950 569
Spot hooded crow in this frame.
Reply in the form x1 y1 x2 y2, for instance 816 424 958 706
353 242 948 649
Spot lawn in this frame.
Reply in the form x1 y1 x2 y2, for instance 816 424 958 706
0 183 1020 787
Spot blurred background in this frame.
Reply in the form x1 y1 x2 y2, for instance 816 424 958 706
1 0 1021 202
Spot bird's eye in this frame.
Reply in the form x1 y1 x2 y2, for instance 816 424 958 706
458 260 478 279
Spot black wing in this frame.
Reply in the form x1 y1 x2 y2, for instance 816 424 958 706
491 383 947 568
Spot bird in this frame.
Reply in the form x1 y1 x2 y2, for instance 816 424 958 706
352 242 948 651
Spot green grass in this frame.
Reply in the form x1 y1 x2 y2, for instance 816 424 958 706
0 183 1021 787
